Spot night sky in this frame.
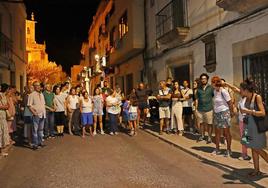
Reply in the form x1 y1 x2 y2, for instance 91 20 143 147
24 0 100 75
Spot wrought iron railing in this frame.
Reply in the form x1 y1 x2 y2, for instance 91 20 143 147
156 0 188 39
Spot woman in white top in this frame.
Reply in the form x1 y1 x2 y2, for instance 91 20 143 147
66 88 79 135
106 89 121 135
211 76 234 157
53 86 66 137
79 91 93 138
224 82 250 160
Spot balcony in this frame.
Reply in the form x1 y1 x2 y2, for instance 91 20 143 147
156 0 189 45
216 0 268 13
0 32 13 68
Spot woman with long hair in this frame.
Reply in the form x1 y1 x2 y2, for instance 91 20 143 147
53 85 66 137
0 83 10 157
93 87 105 135
239 79 268 177
170 81 184 135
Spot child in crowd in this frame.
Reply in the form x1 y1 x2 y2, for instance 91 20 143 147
129 96 138 136
122 97 130 129
80 91 93 138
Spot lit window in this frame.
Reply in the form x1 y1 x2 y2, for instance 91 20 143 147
119 11 128 39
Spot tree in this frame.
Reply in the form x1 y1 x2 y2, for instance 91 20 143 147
26 60 68 85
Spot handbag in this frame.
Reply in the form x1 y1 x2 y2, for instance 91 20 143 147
0 95 14 120
253 95 268 133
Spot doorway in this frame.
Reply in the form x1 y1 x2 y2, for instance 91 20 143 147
173 64 190 86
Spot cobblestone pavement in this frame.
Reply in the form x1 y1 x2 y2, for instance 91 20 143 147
0 130 253 188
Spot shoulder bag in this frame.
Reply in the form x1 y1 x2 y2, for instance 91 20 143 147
253 95 268 133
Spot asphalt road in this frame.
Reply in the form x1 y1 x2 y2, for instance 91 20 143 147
0 130 253 188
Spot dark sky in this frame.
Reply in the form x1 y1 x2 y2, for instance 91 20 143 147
24 0 100 75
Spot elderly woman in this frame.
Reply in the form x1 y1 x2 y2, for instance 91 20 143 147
0 83 10 157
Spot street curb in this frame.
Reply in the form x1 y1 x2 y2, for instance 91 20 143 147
141 124 266 188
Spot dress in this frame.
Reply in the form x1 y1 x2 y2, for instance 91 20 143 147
243 98 267 149
93 95 103 116
0 93 10 148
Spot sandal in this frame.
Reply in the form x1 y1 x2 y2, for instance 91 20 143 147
248 171 262 177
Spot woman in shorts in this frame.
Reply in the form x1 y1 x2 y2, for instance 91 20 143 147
80 91 93 138
92 88 104 135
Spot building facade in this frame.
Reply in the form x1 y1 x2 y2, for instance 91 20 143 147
0 2 27 92
145 0 268 106
82 0 145 95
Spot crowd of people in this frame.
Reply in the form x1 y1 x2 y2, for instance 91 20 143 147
0 72 267 177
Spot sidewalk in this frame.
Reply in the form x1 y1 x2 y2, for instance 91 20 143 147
142 122 268 187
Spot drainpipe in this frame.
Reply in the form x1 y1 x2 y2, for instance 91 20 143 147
142 0 148 85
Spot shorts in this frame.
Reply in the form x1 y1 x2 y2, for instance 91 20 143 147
129 112 138 121
159 107 170 119
196 110 213 125
24 116 32 124
93 108 103 116
122 111 129 122
81 112 93 126
214 110 231 129
183 107 193 115
138 102 149 110
54 111 65 126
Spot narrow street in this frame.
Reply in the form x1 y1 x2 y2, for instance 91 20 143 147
0 130 252 188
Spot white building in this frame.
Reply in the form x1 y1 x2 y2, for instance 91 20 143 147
0 1 27 92
145 0 268 107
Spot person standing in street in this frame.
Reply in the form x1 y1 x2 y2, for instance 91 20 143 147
53 85 66 137
239 79 268 177
181 80 194 132
136 83 149 128
211 76 234 157
92 87 105 135
157 81 172 135
196 73 214 143
0 83 10 157
171 81 184 135
66 87 80 135
106 90 121 135
43 84 56 138
80 91 93 138
28 81 46 150
102 81 111 130
22 86 33 145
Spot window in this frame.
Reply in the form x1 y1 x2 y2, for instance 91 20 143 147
119 11 128 39
110 26 116 48
20 29 23 50
156 0 188 39
242 51 268 106
10 71 15 86
150 0 155 8
27 27 30 35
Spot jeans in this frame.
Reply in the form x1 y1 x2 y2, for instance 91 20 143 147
108 113 118 133
32 116 45 146
44 111 55 136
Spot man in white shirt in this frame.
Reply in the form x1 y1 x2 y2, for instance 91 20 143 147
28 81 46 150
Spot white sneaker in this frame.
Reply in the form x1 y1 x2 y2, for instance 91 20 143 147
114 132 118 135
109 132 114 136
100 130 105 135
93 131 97 136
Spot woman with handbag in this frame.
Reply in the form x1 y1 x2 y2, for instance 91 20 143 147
239 79 268 177
0 83 10 157
6 86 16 144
